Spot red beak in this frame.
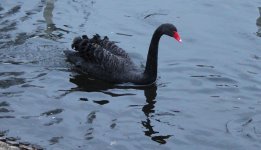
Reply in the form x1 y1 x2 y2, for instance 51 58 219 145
173 31 182 43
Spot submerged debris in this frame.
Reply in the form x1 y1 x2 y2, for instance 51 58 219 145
144 13 167 19
116 33 133 37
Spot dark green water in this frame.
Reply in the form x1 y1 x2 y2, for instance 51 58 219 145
0 0 261 149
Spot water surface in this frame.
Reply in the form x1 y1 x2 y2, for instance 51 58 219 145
0 0 261 149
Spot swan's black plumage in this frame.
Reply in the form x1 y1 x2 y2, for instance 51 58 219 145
64 23 180 85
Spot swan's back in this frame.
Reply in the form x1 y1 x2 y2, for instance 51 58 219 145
65 34 142 83
72 34 130 60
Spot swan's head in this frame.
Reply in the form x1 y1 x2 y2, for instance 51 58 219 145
160 23 182 43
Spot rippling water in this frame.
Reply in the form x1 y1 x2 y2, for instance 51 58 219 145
0 0 261 149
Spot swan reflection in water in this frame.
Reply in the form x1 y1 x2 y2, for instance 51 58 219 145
257 7 261 37
69 74 173 144
142 84 172 144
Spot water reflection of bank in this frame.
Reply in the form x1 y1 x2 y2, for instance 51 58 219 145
43 0 69 40
257 7 261 37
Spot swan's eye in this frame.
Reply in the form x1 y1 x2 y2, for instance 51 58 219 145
173 31 182 43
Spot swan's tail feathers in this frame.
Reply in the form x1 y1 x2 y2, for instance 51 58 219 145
71 35 88 51
90 34 101 43
71 34 109 52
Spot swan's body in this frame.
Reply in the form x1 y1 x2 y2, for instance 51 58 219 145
64 23 181 85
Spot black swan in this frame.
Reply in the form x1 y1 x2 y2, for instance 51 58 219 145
64 23 181 85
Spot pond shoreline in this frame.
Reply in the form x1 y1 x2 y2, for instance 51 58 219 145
0 137 43 150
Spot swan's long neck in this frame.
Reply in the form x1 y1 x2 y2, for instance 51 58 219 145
144 27 163 82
